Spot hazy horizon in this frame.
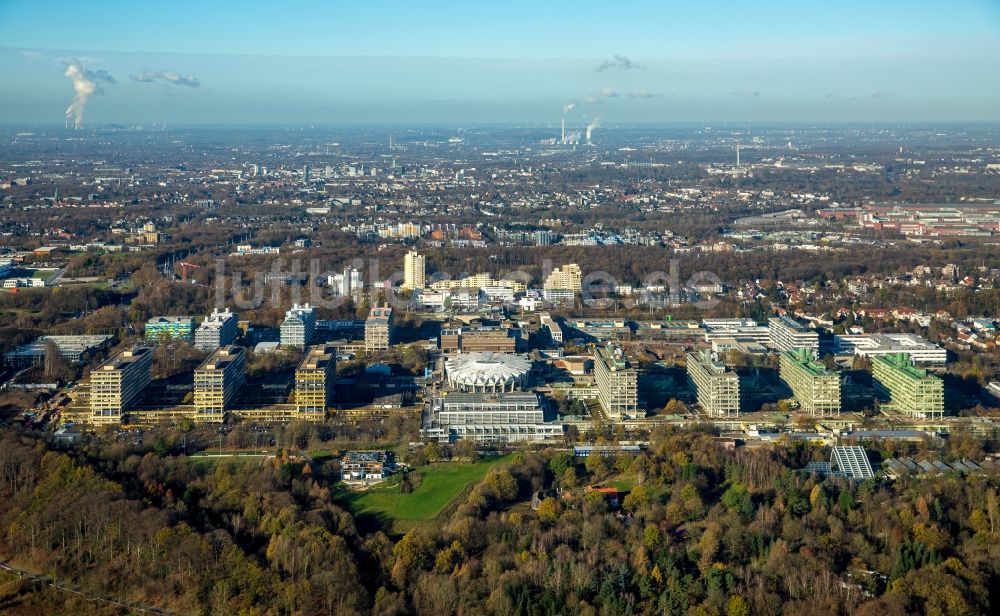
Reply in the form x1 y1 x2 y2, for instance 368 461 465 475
1 1 998 126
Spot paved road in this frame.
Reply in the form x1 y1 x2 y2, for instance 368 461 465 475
46 267 67 286
0 558 175 615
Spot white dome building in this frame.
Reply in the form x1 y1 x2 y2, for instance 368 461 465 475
445 352 532 393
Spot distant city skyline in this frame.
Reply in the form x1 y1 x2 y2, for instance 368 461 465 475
1 0 998 125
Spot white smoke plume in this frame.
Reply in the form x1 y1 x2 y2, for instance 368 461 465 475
586 117 602 143
62 59 115 129
596 55 641 72
130 70 200 88
563 101 576 114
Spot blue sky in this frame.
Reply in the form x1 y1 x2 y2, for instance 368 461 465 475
1 0 998 125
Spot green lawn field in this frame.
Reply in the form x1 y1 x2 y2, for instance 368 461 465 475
346 454 512 521
187 454 270 472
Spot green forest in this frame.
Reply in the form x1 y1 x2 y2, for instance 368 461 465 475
0 426 998 615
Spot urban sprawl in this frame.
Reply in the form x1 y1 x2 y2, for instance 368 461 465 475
2 124 1000 475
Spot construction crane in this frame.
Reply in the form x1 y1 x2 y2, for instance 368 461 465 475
178 262 201 283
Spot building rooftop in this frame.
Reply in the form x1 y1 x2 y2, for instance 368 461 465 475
200 308 236 327
344 450 391 463
438 391 540 405
254 341 281 354
689 349 732 376
635 319 701 330
446 352 532 386
6 334 112 356
837 333 943 354
367 305 394 323
594 345 631 371
830 445 875 479
147 316 194 326
299 345 336 371
782 348 834 376
573 320 628 328
873 353 940 381
283 304 316 320
98 346 151 371
197 345 244 371
771 315 812 333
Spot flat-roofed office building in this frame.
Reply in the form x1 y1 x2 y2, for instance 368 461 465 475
365 304 394 352
768 315 819 353
593 345 638 420
193 345 246 420
328 266 364 298
543 264 582 293
4 335 113 367
833 333 946 365
280 304 317 350
424 392 563 443
686 350 740 417
341 451 395 481
90 347 153 424
872 353 944 418
460 326 518 353
703 318 770 345
294 344 337 419
403 250 426 291
779 348 841 415
439 328 462 352
539 313 563 344
194 308 238 351
145 316 195 342
543 264 582 305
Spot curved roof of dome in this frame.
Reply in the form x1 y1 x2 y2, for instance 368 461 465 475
445 352 532 386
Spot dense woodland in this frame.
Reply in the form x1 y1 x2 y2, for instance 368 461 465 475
1 424 998 615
